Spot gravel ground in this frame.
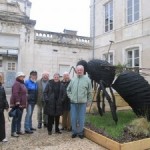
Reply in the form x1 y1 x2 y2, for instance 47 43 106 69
0 95 107 150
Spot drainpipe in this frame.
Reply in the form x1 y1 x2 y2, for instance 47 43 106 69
92 0 96 59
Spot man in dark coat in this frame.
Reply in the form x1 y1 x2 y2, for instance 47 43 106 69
44 73 63 135
0 73 9 142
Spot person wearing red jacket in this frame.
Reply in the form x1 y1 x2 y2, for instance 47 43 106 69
10 72 27 137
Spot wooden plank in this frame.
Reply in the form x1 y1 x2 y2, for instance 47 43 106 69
121 138 150 150
84 128 120 150
84 127 150 150
115 93 128 107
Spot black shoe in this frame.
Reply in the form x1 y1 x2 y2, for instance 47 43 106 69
43 123 47 127
71 134 77 138
55 130 62 134
48 131 52 135
25 130 33 134
16 131 24 135
78 135 84 139
67 128 72 132
30 128 36 131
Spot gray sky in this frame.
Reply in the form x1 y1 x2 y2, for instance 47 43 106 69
29 0 90 36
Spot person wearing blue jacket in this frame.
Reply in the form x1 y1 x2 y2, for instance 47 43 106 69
24 71 38 134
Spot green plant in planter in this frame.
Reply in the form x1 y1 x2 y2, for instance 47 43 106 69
115 63 127 76
85 110 137 139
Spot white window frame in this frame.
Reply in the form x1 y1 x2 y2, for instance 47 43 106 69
102 51 114 65
104 1 113 32
123 45 142 68
123 46 141 68
8 62 16 71
126 48 139 67
0 60 2 68
127 0 140 24
59 64 70 77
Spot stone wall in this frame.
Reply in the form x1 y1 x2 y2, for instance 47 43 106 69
0 0 92 93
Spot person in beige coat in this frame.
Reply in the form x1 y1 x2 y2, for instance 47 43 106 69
37 71 49 128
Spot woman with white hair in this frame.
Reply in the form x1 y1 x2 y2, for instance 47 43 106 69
44 73 63 135
61 71 71 131
10 72 27 137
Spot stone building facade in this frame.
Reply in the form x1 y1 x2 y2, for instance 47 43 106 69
90 0 150 82
0 0 92 92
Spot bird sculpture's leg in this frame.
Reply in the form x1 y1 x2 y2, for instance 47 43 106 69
109 86 117 111
100 80 118 124
96 86 103 116
102 91 105 113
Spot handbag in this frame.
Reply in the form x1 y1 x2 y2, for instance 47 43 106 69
8 108 17 117
9 107 21 118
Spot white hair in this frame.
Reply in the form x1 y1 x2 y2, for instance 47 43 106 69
76 65 84 69
63 71 69 76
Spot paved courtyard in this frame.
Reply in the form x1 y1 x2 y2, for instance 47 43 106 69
0 95 107 150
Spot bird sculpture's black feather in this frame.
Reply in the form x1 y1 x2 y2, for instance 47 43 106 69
77 59 150 123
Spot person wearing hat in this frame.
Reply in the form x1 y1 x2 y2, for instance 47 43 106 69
10 71 27 137
24 70 38 134
37 71 49 128
0 73 9 142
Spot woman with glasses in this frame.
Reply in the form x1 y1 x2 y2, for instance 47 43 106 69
10 72 27 137
44 73 63 135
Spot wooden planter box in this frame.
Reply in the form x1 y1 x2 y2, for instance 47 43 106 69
84 128 150 150
115 93 128 107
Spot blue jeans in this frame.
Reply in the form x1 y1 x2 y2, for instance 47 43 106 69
11 108 23 133
24 104 35 131
70 103 86 136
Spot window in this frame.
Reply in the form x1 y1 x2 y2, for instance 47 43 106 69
127 0 139 23
126 48 139 67
8 62 16 71
103 52 113 65
0 60 2 67
105 1 113 32
59 65 70 77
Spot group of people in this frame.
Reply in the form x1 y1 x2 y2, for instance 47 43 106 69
0 65 92 143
